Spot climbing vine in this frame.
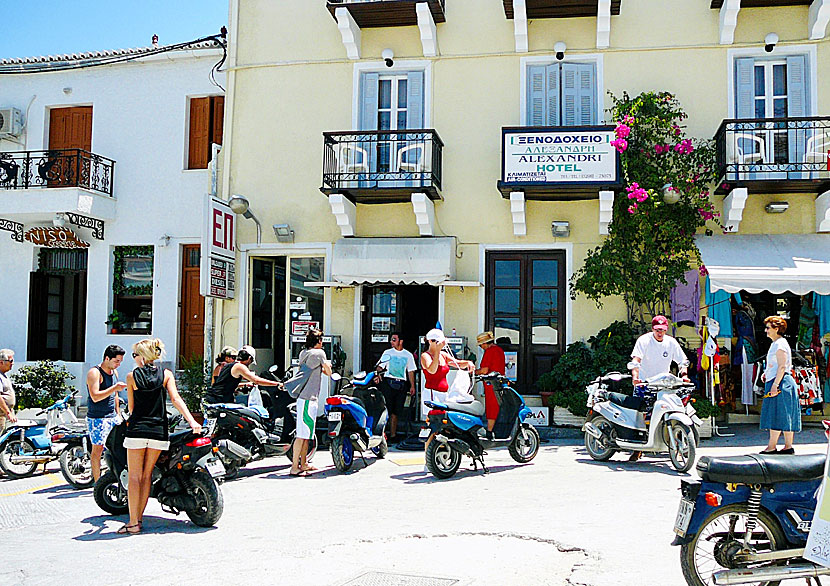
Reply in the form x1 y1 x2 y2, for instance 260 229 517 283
113 245 153 296
570 91 721 326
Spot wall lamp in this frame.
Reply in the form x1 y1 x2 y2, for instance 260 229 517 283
273 223 295 243
382 48 394 68
551 221 570 238
764 33 779 53
662 183 681 204
554 41 566 61
228 194 262 244
52 212 67 227
764 201 789 214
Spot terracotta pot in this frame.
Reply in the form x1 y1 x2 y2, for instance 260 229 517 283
539 391 554 408
110 327 119 334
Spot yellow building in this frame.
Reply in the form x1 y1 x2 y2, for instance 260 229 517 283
216 0 830 405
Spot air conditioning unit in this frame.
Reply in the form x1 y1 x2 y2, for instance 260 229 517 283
0 108 23 137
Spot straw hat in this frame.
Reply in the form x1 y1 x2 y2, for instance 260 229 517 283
476 331 495 345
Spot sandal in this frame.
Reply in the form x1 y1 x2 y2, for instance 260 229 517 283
117 523 141 535
301 465 318 472
289 470 308 477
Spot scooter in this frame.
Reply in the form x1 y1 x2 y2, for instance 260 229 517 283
324 370 389 473
582 372 701 472
673 426 830 585
424 372 540 479
0 390 93 486
93 420 225 527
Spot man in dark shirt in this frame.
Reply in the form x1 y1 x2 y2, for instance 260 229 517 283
204 345 281 404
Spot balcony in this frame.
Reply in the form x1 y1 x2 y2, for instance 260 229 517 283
497 126 621 200
321 130 443 203
503 0 621 19
327 0 446 28
710 1 811 8
0 149 117 222
714 116 830 194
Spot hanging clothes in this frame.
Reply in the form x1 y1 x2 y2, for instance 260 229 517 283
741 346 756 406
705 278 733 339
671 269 700 327
733 309 758 365
798 298 817 350
813 294 830 338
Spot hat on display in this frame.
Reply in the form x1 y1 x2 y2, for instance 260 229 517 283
425 328 446 343
651 315 669 331
476 331 495 345
240 344 257 364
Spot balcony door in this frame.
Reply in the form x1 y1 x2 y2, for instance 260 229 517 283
47 106 92 188
526 62 597 127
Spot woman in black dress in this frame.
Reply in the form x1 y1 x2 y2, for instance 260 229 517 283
118 338 202 535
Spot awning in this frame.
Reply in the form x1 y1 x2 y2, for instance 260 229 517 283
331 237 456 285
696 234 830 295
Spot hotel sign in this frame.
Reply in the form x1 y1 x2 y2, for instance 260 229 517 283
500 126 620 189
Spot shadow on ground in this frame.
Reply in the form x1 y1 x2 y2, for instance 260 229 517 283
74 514 216 541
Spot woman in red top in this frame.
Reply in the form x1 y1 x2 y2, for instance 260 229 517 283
475 331 506 435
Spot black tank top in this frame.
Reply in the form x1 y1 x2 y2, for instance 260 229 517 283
126 364 168 440
205 362 242 404
87 366 117 419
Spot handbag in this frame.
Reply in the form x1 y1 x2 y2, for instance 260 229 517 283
283 354 315 399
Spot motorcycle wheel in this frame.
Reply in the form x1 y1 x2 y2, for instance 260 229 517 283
680 504 785 586
185 470 224 527
331 436 354 472
508 423 540 463
285 434 317 463
0 438 38 479
93 470 129 515
59 445 93 489
584 416 616 462
425 439 461 479
371 436 388 459
667 421 696 473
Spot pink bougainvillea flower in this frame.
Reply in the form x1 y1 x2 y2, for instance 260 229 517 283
699 265 708 276
627 204 637 214
610 138 628 152
615 123 631 139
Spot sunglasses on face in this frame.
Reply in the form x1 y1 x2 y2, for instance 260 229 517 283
132 352 139 358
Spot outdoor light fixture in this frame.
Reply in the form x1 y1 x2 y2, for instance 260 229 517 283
551 221 570 238
554 41 566 61
273 223 295 243
52 212 67 227
158 234 171 247
765 201 789 214
382 48 394 68
228 194 262 244
662 183 681 205
764 33 779 53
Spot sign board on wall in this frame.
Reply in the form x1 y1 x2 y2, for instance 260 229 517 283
291 321 320 336
201 196 236 299
24 226 89 249
524 407 549 427
501 126 619 186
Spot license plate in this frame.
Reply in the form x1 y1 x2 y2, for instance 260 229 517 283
203 418 216 434
418 427 431 439
205 458 225 478
674 498 695 537
328 412 342 422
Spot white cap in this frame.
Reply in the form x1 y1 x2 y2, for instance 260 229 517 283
425 328 446 343
240 344 257 364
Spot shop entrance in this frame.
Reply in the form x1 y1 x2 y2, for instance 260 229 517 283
362 285 438 371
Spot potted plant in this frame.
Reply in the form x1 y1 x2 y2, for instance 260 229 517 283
11 360 76 409
178 355 211 424
106 310 124 334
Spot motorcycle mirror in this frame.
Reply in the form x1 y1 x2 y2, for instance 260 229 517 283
330 373 342 381
268 365 279 373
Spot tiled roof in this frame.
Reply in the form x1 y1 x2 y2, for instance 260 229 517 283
0 40 220 65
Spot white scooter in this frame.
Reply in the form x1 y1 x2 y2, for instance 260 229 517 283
582 372 702 472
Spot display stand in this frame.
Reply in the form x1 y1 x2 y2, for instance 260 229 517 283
709 362 734 437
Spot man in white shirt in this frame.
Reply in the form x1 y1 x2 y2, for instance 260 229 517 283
630 315 690 383
0 348 18 433
378 333 417 444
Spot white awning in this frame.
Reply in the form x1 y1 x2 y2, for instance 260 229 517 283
696 234 830 295
331 237 456 285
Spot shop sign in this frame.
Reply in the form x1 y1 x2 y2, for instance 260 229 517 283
524 407 549 427
501 126 619 186
201 196 236 299
504 351 518 381
371 334 389 343
24 226 89 249
289 301 306 310
291 321 319 336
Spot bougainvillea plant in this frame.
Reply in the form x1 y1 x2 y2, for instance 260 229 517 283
570 91 722 325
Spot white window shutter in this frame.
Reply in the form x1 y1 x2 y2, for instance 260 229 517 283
786 54 809 178
546 63 561 126
407 70 425 129
562 63 596 126
527 65 547 126
734 58 755 119
359 72 380 130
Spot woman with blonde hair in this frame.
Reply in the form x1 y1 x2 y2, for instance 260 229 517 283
759 316 800 454
118 338 202 534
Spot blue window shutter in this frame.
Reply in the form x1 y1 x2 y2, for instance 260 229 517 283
406 70 425 129
546 63 561 126
562 63 596 126
359 72 380 130
734 57 755 119
527 65 547 126
786 54 809 178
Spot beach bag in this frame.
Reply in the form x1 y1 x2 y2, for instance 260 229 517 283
284 354 315 399
792 365 821 406
446 370 474 403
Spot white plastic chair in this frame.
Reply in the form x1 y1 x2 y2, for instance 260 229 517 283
805 128 830 177
395 143 425 174
726 132 766 180
337 144 369 175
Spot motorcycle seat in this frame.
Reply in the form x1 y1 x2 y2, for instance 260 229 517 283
606 392 644 411
217 403 267 421
444 400 485 417
697 453 826 485
14 418 47 427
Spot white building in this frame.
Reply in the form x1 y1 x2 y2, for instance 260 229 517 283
0 42 226 388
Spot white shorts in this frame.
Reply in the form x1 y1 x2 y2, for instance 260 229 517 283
295 398 318 440
123 437 170 451
422 390 448 419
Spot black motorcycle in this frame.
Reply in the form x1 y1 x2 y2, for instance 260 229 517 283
50 425 95 489
93 421 225 527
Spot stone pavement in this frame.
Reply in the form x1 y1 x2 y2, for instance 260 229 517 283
0 424 826 586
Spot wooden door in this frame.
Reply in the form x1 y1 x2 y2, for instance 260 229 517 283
48 107 92 187
179 245 204 364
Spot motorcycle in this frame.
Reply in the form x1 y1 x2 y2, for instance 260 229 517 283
0 390 95 487
582 372 701 472
203 366 316 478
93 420 225 527
423 371 540 479
673 443 829 585
324 370 389 473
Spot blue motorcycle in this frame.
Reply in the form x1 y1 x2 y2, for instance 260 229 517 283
673 451 829 585
424 372 540 479
324 370 389 473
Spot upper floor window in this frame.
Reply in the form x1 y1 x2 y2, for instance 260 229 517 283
734 55 809 120
187 96 224 169
526 62 597 127
359 71 424 131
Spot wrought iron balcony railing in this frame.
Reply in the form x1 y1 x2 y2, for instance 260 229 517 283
321 130 443 202
0 149 115 196
714 116 830 193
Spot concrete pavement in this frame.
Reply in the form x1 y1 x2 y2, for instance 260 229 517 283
0 424 826 586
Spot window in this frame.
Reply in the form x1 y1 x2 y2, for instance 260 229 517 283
112 246 154 335
187 96 224 169
526 62 597 127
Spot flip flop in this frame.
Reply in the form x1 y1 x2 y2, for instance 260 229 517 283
289 470 308 477
302 466 318 472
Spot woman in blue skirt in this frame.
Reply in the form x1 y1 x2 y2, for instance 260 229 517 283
759 315 800 454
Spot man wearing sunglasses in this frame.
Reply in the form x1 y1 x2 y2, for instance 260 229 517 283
0 349 18 433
